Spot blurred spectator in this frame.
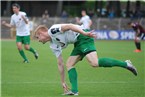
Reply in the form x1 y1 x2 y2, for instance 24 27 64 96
130 9 142 20
121 9 126 18
88 9 94 18
134 10 142 19
61 10 68 23
129 9 136 20
96 8 107 17
108 9 115 19
101 8 107 17
61 10 68 18
41 10 49 24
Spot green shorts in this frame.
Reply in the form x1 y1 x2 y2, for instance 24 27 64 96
16 35 30 44
70 33 96 60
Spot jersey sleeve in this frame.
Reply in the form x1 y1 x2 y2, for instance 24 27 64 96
50 42 62 58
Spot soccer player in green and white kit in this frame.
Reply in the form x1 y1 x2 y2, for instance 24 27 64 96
2 3 38 63
76 9 92 30
34 24 137 95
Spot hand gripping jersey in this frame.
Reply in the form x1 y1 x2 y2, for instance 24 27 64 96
48 24 81 57
10 11 30 36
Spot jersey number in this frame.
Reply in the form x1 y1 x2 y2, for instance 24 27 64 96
51 28 60 34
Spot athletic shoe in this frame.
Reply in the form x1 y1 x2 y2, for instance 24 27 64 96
23 60 29 63
34 51 39 59
125 60 137 76
134 49 141 53
62 91 79 96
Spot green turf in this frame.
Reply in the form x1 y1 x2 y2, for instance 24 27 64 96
1 40 145 97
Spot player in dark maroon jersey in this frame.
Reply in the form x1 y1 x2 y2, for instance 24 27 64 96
128 22 145 52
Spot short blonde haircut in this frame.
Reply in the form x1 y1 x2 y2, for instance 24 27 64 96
34 25 48 36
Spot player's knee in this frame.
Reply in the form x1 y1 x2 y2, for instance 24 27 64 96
66 63 71 69
24 46 30 50
17 47 22 50
90 61 99 67
135 37 141 42
66 63 73 70
87 59 99 67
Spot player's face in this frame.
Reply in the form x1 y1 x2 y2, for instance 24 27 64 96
12 6 20 14
81 11 86 16
35 30 48 44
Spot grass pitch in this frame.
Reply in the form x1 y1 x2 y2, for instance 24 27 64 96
1 40 145 97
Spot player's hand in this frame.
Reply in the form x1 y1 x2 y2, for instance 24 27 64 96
21 15 25 19
75 17 80 23
75 17 79 20
85 30 97 38
62 83 70 93
2 21 6 25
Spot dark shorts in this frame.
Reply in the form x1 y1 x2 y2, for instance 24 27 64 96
16 35 30 44
70 33 96 60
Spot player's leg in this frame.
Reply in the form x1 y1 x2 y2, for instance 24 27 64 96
16 36 28 63
16 42 28 63
85 51 137 76
65 55 81 95
24 35 38 59
24 44 38 58
86 51 127 68
134 36 141 52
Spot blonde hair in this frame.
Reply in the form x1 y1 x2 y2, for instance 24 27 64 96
34 25 48 36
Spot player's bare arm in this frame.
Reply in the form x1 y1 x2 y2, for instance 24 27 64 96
57 54 65 84
61 24 96 38
2 21 15 28
57 55 69 93
21 15 28 24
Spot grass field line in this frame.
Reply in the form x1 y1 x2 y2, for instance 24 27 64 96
2 81 142 84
